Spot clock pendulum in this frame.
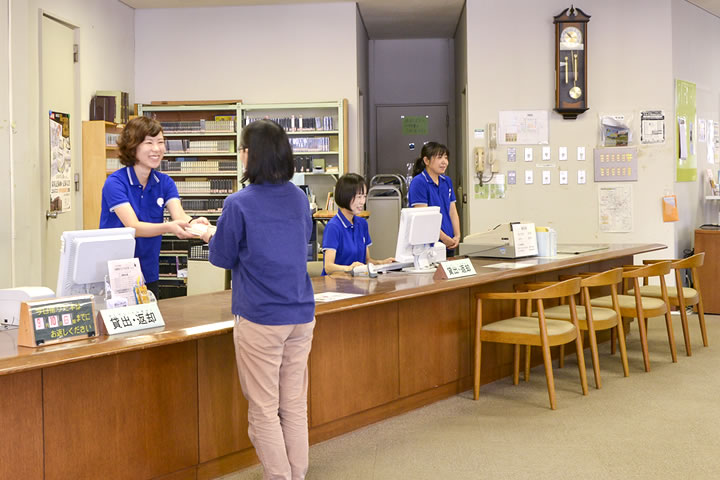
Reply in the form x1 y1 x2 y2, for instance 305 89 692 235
569 52 582 99
564 55 569 84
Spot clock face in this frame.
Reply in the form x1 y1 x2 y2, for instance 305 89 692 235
560 26 583 50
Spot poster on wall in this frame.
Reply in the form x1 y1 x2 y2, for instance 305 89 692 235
640 110 665 145
49 111 72 213
598 185 633 233
675 80 697 182
498 110 549 145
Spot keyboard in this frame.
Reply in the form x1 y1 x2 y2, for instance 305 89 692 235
370 261 414 274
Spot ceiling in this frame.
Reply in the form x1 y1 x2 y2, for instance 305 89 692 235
120 0 720 39
118 0 465 39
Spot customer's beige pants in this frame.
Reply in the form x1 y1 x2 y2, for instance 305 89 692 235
233 315 316 480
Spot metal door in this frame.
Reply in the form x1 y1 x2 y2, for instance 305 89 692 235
41 14 78 290
376 104 448 179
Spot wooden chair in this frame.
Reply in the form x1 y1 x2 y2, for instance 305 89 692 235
526 268 629 389
590 261 677 372
633 253 708 356
474 277 588 410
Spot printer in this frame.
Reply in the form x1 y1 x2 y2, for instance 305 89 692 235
458 223 539 259
0 287 55 328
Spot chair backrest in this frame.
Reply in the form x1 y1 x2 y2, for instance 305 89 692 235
622 261 671 278
580 268 623 288
670 252 704 270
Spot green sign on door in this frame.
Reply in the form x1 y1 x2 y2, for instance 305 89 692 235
402 116 428 135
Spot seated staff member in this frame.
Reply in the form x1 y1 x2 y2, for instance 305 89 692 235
408 142 460 256
322 173 394 275
99 116 207 299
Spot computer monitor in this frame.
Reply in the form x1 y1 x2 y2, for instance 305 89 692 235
394 206 444 271
56 228 136 297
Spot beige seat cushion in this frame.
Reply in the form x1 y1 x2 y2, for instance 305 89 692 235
628 285 698 301
591 294 665 310
482 316 576 336
533 305 617 322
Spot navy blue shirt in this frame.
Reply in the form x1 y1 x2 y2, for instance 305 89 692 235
208 183 315 326
99 167 179 283
408 170 457 238
321 213 371 275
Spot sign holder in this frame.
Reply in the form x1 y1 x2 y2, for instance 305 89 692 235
17 295 97 347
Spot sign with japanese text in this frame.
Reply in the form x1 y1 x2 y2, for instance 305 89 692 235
99 303 165 335
402 116 429 135
433 258 477 280
18 295 96 347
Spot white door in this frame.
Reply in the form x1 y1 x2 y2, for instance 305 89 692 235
40 14 78 290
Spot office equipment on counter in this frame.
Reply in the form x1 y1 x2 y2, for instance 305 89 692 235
459 223 538 259
395 207 445 273
351 261 414 277
0 287 55 328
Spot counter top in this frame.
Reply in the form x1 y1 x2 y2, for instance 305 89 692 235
0 243 664 376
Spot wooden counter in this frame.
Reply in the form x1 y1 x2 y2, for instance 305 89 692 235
694 229 720 313
0 244 663 480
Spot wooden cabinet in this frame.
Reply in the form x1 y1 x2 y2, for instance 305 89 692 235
694 228 720 313
82 120 122 229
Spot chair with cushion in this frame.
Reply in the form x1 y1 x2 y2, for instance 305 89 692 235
635 253 708 356
590 261 677 372
474 277 588 410
527 268 629 389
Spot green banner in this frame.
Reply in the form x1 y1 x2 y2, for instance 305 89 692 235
675 79 697 182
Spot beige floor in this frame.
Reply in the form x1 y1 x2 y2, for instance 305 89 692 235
221 313 719 480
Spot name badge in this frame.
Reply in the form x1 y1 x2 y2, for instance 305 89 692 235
433 258 477 280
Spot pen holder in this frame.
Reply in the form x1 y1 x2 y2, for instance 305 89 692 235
536 229 557 257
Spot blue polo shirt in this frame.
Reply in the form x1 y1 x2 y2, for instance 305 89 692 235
99 167 180 284
321 213 371 275
408 170 456 238
208 183 314 326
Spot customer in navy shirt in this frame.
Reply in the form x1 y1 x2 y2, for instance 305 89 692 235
408 142 461 256
322 173 394 275
202 120 315 480
99 116 207 299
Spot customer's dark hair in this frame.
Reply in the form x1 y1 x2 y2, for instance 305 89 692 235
240 119 294 184
117 116 164 167
334 173 367 210
411 141 450 177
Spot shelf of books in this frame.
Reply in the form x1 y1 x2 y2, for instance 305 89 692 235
240 100 348 183
139 102 242 298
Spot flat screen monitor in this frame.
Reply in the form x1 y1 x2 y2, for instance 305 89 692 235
394 206 443 270
56 227 136 297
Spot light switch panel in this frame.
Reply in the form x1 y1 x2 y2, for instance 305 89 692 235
577 146 586 161
542 170 551 184
508 170 516 184
542 146 551 160
559 170 568 184
578 169 586 184
559 146 568 161
525 147 533 162
525 170 534 184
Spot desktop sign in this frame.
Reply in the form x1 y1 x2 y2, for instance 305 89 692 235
99 303 165 336
434 258 477 280
512 223 539 257
18 295 97 347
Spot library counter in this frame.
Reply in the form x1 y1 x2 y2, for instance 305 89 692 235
0 243 663 480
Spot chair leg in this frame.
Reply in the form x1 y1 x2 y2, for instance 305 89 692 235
678 303 692 356
698 305 709 347
540 338 557 410
558 344 565 368
663 309 678 363
524 345 531 382
573 334 589 397
610 327 617 355
636 313 651 372
586 328 602 389
473 304 482 400
616 321 630 377
513 344 520 385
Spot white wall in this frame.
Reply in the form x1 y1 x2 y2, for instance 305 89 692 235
464 0 677 259
368 38 455 178
134 3 360 172
1 0 134 288
0 0 10 281
672 0 720 255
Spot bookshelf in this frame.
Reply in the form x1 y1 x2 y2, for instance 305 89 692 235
82 120 123 230
138 102 242 298
240 100 348 183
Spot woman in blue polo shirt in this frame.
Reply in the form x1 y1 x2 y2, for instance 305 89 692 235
99 116 207 299
408 142 461 256
322 173 394 275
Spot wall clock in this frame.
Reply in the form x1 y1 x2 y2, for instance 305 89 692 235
554 6 590 120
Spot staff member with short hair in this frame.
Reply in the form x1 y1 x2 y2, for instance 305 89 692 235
99 116 207 299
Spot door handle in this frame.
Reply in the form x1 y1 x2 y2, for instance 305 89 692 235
46 210 58 220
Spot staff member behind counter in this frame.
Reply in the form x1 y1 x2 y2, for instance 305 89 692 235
99 116 208 299
321 173 394 275
408 142 461 257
